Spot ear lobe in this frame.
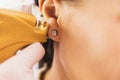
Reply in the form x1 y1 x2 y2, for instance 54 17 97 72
39 0 60 41
47 18 60 42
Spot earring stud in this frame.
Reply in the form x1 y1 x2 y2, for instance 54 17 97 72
52 30 58 36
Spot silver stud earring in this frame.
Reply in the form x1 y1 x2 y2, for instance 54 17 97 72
52 30 58 36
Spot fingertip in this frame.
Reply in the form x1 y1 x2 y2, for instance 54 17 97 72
17 42 45 68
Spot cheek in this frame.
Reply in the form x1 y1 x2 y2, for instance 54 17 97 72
58 10 120 79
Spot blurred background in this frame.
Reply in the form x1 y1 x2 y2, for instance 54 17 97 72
0 0 42 20
0 0 34 10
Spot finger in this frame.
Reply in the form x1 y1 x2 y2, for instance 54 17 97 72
4 42 45 69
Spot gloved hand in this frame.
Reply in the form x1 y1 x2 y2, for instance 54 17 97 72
0 42 45 80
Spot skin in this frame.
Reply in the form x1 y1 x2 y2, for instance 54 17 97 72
40 0 120 80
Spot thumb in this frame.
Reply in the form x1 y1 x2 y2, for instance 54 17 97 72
3 42 45 68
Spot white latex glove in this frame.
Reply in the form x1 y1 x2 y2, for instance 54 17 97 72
0 42 45 80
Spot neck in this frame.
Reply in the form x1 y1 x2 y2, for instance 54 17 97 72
44 44 70 80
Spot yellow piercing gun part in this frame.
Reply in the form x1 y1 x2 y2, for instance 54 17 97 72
0 9 49 63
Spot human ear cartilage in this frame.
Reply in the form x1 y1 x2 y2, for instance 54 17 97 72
0 9 49 63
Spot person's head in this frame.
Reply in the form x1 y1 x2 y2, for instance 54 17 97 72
39 0 120 80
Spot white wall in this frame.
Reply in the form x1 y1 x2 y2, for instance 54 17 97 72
0 0 34 10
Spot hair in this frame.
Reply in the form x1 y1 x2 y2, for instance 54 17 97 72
39 39 54 80
34 0 54 80
34 0 39 6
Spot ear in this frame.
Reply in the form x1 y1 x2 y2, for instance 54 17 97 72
39 0 60 42
39 0 60 18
